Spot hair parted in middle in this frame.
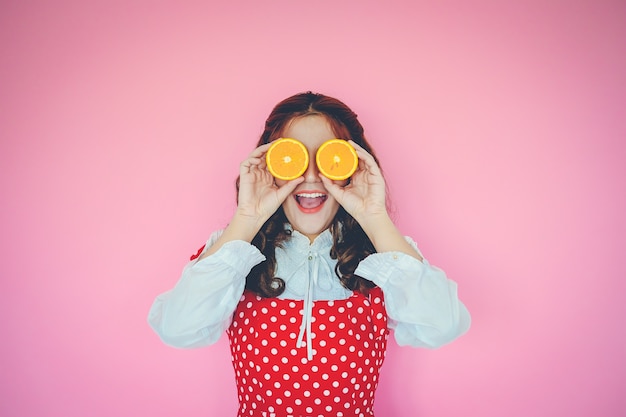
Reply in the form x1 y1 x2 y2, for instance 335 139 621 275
239 91 384 298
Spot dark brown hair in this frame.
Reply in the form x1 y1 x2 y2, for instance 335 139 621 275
242 92 383 297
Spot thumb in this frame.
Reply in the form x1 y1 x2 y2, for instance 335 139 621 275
320 175 344 202
275 177 305 203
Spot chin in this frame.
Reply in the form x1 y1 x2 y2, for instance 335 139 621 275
283 199 339 240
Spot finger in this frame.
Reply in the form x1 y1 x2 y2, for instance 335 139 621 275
248 143 272 159
275 177 304 202
320 175 344 202
348 141 381 176
240 157 263 175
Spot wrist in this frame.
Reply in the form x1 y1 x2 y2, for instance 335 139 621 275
357 212 394 238
228 211 267 242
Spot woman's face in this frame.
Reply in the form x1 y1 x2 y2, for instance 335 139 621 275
275 115 347 242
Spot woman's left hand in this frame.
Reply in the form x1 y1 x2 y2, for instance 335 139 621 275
320 140 388 224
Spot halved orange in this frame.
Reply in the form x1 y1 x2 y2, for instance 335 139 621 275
315 139 358 180
266 138 309 180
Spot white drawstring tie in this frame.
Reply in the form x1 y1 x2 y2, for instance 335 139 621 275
296 252 334 360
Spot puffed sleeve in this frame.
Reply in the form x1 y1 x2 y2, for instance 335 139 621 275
354 236 470 348
147 230 266 349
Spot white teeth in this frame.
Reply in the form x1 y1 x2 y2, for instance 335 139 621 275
296 192 325 198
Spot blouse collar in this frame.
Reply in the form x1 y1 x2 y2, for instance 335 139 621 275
284 226 333 253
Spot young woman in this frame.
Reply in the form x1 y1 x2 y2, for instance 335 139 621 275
148 92 471 417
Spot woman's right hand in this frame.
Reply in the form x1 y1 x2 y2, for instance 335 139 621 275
199 144 303 259
235 143 304 227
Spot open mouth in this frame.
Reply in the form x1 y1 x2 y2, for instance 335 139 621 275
294 192 328 211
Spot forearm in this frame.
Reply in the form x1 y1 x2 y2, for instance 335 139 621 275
200 210 266 259
148 237 266 348
358 213 423 261
355 239 470 348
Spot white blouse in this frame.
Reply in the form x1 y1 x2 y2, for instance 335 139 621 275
148 228 470 351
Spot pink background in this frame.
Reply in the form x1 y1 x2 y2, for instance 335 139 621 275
1 1 625 416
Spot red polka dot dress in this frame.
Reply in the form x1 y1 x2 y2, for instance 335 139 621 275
227 287 389 417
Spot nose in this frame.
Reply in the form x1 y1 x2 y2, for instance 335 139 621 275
303 148 320 182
